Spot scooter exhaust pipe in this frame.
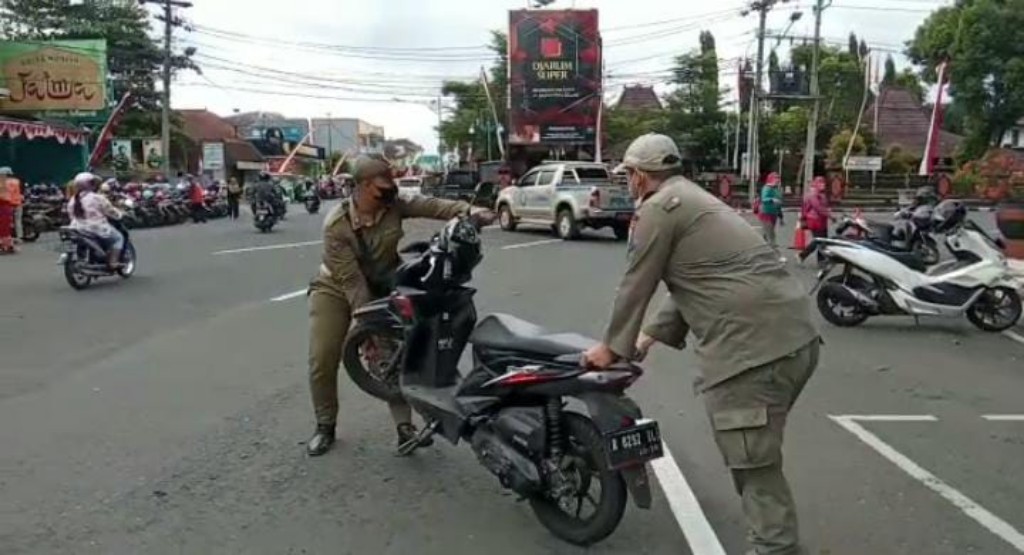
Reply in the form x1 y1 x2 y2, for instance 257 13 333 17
820 282 880 314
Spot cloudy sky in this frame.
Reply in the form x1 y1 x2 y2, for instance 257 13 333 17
168 0 948 154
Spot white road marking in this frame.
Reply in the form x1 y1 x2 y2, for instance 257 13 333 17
500 239 562 250
829 414 938 422
213 240 322 255
650 442 727 555
982 415 1024 421
270 289 307 302
830 415 1024 552
1002 330 1024 346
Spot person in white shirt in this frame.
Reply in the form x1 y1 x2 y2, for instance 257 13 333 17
67 172 125 270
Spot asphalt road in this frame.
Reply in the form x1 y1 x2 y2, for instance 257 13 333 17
1 202 1023 555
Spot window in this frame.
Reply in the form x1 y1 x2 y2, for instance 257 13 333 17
517 171 538 187
572 167 610 182
536 170 558 186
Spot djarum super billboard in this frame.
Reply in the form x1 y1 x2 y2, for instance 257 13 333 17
507 9 601 145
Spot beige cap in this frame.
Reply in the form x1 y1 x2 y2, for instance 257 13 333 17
352 156 395 185
613 133 682 173
0 166 12 175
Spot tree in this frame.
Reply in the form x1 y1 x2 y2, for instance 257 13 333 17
0 0 199 140
827 129 868 168
439 31 506 159
848 32 859 58
791 44 865 135
883 55 897 84
893 68 926 104
660 31 726 171
907 0 1024 159
604 107 667 150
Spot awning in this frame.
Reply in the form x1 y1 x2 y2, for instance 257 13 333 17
0 117 87 145
224 139 263 163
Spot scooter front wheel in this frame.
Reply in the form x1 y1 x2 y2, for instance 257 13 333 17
528 412 628 546
966 286 1022 332
342 324 405 403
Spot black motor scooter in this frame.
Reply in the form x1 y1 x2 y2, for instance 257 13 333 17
57 218 136 290
342 216 662 546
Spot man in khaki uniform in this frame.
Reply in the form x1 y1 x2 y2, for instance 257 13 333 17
306 157 485 456
582 134 820 555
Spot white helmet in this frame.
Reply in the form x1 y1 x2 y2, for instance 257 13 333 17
73 172 100 186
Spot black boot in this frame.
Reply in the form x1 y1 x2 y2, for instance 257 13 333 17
306 424 335 456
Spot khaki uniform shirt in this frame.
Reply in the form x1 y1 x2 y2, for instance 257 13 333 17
603 176 819 391
316 196 470 308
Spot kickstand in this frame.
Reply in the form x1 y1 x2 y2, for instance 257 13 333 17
396 420 439 457
913 315 921 326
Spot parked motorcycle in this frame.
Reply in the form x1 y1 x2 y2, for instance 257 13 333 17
837 204 940 266
253 200 277 233
57 219 136 290
803 200 1021 332
342 216 662 546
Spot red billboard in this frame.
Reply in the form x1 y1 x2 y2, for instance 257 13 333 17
508 9 602 145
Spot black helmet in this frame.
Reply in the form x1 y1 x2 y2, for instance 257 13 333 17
932 199 967 232
915 185 938 205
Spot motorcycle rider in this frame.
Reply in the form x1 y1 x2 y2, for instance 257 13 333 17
249 172 284 218
305 156 494 456
582 134 820 555
67 172 126 271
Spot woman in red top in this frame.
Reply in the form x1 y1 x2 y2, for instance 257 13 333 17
188 178 207 223
801 176 831 263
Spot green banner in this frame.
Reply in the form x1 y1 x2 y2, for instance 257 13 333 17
0 39 108 117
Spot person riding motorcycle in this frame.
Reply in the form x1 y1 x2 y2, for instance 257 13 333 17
249 172 284 218
67 172 125 271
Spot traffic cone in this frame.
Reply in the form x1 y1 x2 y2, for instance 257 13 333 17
790 221 808 250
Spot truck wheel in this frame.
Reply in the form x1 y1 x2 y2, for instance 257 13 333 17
498 204 517 231
556 209 581 240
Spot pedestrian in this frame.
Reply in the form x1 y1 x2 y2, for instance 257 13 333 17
5 169 24 244
0 167 17 254
581 134 820 555
801 176 831 264
226 177 242 220
758 172 784 257
188 178 207 223
304 156 494 456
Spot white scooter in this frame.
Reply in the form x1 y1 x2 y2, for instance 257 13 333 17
802 201 1022 332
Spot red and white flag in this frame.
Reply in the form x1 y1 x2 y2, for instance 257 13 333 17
87 91 133 169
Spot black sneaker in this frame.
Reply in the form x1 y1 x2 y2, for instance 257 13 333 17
306 424 335 456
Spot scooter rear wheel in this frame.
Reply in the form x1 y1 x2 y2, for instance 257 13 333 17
342 324 405 403
528 412 628 546
817 276 872 327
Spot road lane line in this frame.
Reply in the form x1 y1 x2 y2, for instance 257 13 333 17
830 415 1024 552
650 443 727 555
501 239 562 250
213 240 322 255
270 289 307 302
982 415 1024 421
829 414 937 422
1002 330 1024 346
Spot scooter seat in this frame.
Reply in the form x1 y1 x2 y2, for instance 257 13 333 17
471 314 596 357
862 242 928 272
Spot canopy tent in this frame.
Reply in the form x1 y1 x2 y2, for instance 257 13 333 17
0 117 88 184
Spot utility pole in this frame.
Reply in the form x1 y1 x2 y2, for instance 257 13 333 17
743 2 772 202
141 0 192 176
802 0 829 194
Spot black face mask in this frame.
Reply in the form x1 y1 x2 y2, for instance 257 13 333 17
376 186 398 205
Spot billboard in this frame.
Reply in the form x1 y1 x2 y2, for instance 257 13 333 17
508 9 601 145
0 40 107 113
143 139 163 170
111 139 134 172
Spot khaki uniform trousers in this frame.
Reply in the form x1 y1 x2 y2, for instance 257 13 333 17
307 283 412 428
703 339 820 555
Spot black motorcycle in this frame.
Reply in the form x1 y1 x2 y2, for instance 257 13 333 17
836 204 941 267
253 200 277 233
342 216 662 546
57 219 136 290
304 191 320 214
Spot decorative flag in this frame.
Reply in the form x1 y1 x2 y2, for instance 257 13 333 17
919 60 949 176
87 91 133 169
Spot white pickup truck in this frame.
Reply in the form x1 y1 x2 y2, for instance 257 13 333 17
495 162 634 240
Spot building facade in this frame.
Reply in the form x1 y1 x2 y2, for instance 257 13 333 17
311 118 385 156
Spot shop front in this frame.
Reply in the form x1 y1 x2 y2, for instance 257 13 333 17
0 118 88 184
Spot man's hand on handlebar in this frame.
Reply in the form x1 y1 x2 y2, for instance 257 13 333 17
468 208 496 229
